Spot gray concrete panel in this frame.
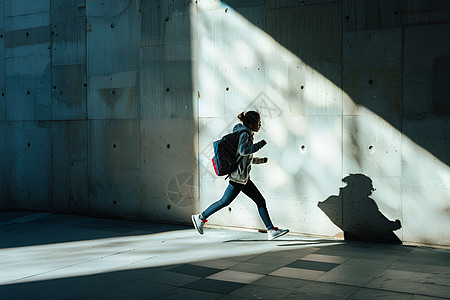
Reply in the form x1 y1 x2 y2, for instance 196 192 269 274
402 115 450 185
4 25 50 48
50 0 86 25
5 44 51 121
5 89 35 121
140 118 198 222
343 115 402 177
343 28 402 118
0 0 3 28
4 121 52 210
265 2 342 61
140 0 162 41
50 0 86 67
402 185 450 246
266 0 337 10
51 20 86 66
432 57 450 115
401 114 450 246
52 121 88 212
4 0 49 16
140 59 192 119
6 87 52 121
52 65 87 120
88 72 139 120
0 2 3 89
164 1 190 43
343 0 402 31
405 0 450 25
86 0 133 18
86 0 140 77
4 1 50 31
343 28 402 64
226 1 265 30
403 23 450 114
302 63 343 116
0 121 4 207
0 34 4 122
88 119 141 218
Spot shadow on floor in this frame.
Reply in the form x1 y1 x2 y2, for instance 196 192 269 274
0 211 187 249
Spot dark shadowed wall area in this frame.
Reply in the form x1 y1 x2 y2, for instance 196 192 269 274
1 0 449 247
0 0 198 222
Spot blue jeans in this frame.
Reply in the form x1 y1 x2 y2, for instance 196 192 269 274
201 179 275 230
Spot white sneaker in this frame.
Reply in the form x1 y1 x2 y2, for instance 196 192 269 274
267 227 289 240
191 214 206 235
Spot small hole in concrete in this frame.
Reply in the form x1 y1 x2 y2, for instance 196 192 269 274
369 145 374 150
167 205 171 210
165 16 169 22
26 32 29 37
301 145 306 150
166 88 170 92
394 10 399 15
301 85 304 89
0 35 3 38
53 86 57 89
110 23 115 28
2 93 4 96
84 83 87 87
228 207 232 212
113 200 117 205
369 79 374 84
226 87 229 91
167 144 171 149
113 144 117 149
346 15 350 20
225 8 228 13
27 143 31 147
27 91 30 95
111 89 116 95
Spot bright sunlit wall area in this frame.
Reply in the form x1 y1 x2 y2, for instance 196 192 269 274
193 0 450 247
0 0 449 249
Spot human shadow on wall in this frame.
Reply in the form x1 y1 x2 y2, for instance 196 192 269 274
318 174 402 244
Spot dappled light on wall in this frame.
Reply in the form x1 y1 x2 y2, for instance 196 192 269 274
193 1 449 246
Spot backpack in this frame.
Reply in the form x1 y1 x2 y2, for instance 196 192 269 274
211 131 245 176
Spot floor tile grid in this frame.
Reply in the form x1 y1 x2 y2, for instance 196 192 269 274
167 250 366 297
244 252 402 299
2 212 450 300
164 254 353 298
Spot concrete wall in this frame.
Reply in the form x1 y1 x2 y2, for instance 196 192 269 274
0 0 198 221
1 0 449 247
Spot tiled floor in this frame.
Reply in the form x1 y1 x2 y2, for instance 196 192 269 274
0 211 449 299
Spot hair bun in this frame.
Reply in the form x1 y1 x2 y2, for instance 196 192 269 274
238 111 245 120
